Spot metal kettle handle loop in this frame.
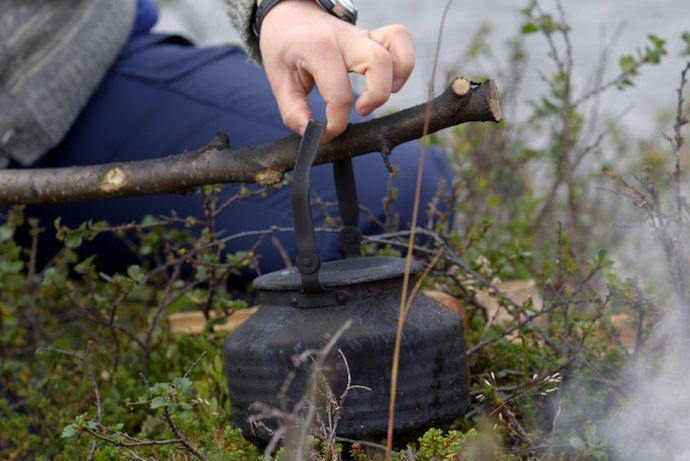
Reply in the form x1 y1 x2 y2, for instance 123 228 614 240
333 158 362 258
291 120 363 305
292 120 326 293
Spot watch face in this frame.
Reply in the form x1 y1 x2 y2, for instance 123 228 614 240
319 0 358 24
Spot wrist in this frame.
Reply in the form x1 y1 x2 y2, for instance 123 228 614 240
254 0 308 36
254 0 357 36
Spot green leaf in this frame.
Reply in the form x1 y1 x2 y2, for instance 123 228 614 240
195 265 208 281
0 225 13 242
681 31 690 56
540 96 560 114
618 55 637 74
642 34 667 64
569 436 587 451
521 22 539 34
0 260 23 274
647 33 666 49
150 396 170 409
541 14 556 33
616 77 634 89
65 232 83 250
61 424 79 439
74 255 97 275
127 264 143 281
86 421 99 431
174 377 193 395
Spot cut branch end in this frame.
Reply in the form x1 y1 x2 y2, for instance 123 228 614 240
451 78 471 96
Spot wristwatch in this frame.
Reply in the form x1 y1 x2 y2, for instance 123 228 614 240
315 0 358 24
253 0 358 36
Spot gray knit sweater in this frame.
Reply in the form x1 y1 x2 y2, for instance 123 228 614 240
0 0 258 169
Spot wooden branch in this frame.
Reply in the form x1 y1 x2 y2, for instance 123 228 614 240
0 78 501 205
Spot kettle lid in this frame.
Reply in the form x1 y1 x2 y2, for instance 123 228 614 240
253 256 421 291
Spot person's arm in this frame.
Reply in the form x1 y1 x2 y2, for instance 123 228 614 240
224 0 414 143
224 0 263 63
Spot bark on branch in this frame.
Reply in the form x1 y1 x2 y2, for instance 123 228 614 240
0 78 501 205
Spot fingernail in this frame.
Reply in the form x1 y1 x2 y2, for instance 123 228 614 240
392 78 405 93
298 123 306 137
358 105 374 116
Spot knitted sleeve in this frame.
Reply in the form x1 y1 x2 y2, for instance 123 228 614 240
223 0 263 65
0 0 137 167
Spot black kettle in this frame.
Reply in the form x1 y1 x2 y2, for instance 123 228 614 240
223 121 468 442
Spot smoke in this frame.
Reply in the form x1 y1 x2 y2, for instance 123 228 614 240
600 66 689 457
608 302 690 460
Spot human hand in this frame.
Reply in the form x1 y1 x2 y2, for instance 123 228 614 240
258 0 414 143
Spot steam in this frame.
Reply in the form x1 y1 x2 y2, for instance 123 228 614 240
608 282 690 459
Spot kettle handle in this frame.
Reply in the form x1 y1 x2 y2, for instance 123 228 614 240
291 120 326 293
333 158 363 258
291 120 364 295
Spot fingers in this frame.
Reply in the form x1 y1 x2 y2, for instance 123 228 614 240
344 33 393 117
340 24 415 120
314 25 414 134
259 0 415 142
267 52 353 142
369 24 415 94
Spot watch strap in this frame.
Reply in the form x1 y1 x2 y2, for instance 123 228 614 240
253 0 357 37
253 0 283 36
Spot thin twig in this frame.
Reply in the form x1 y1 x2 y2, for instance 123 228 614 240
41 345 102 461
162 408 209 461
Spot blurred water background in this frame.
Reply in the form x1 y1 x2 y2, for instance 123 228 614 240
155 0 689 136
